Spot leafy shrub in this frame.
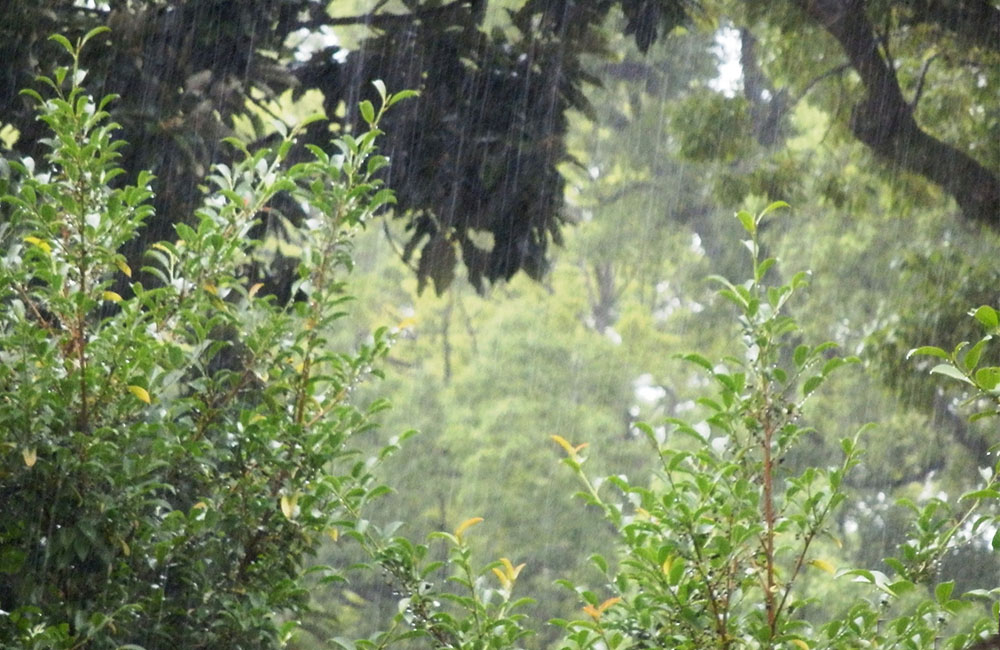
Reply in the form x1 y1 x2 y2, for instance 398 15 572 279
549 203 1000 649
0 29 409 648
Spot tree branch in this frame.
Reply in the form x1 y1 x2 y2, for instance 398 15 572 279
909 52 937 109
796 0 1000 228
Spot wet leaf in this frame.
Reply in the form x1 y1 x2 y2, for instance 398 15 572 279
127 385 151 404
802 375 824 396
974 367 1000 390
23 236 51 253
454 516 483 541
971 305 999 330
906 345 949 360
115 258 132 277
793 344 809 368
359 100 375 125
280 493 298 520
959 488 1000 501
934 581 954 603
808 558 835 575
964 337 989 371
929 363 974 385
387 89 419 108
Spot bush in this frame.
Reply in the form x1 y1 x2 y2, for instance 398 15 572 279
0 29 408 648
549 203 1000 650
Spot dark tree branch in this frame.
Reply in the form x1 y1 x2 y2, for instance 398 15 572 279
792 62 851 105
796 0 1000 228
910 52 937 109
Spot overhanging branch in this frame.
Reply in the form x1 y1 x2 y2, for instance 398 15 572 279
796 0 1000 227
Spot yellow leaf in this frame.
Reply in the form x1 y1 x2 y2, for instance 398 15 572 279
791 640 809 650
661 556 673 575
396 316 418 330
203 283 218 296
120 538 131 556
454 516 483 541
551 435 589 459
327 528 339 542
492 567 511 590
499 557 525 581
808 559 836 575
102 290 123 303
127 385 151 404
248 283 264 298
597 597 621 613
192 501 208 510
582 604 601 619
24 236 51 253
22 447 37 467
115 258 132 277
551 434 574 454
280 493 298 520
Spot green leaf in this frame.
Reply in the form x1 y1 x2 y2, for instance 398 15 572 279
935 581 954 603
80 26 111 48
759 200 790 217
964 337 989 371
757 257 776 280
971 305 999 330
802 375 824 397
359 100 375 125
793 344 809 368
929 363 974 385
974 366 1000 390
959 488 1000 501
680 353 713 371
48 34 75 56
387 89 420 108
790 270 811 289
906 345 949 360
736 210 755 234
821 358 846 376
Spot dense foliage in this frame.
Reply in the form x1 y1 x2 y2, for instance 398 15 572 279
0 30 410 647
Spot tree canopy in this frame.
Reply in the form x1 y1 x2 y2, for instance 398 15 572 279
2 0 996 293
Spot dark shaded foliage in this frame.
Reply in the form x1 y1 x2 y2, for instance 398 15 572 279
0 0 690 294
